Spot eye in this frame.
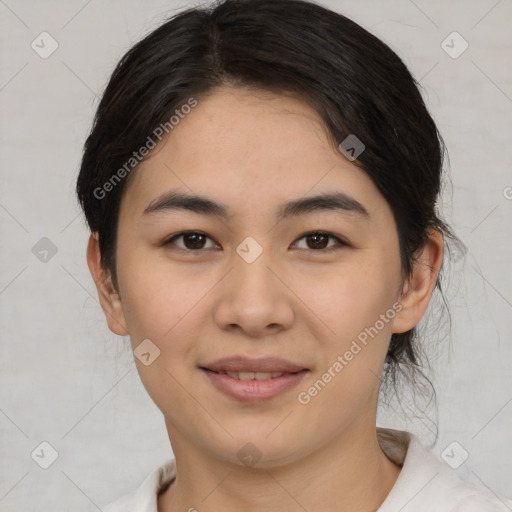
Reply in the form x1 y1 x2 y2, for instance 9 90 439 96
292 231 347 252
162 230 348 253
162 231 219 251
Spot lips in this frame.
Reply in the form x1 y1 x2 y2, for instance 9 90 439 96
214 371 289 380
200 356 310 402
201 355 307 374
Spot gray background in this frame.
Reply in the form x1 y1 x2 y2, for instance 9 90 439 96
0 0 511 510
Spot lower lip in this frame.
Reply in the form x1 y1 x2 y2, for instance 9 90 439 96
202 369 309 403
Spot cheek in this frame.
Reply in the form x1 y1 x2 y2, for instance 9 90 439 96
115 254 211 414
292 261 399 427
115 244 211 343
293 253 400 343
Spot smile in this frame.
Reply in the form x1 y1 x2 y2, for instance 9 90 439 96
214 370 290 380
201 367 310 403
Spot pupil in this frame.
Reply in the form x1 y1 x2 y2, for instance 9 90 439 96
309 234 327 249
185 233 205 249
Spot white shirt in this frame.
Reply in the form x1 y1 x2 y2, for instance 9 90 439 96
102 427 512 511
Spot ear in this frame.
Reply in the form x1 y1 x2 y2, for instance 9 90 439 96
392 228 444 334
86 232 129 336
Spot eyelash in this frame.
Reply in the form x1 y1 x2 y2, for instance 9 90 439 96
161 230 348 253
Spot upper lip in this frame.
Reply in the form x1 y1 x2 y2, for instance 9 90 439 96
201 356 308 373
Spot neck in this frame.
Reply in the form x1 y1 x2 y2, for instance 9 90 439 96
158 420 402 512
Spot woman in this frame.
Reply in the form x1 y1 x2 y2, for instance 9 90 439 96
76 0 512 510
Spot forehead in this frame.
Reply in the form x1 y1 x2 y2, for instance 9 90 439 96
119 86 388 222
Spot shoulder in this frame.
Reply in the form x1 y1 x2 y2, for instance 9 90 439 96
451 494 512 511
377 428 512 512
102 459 176 512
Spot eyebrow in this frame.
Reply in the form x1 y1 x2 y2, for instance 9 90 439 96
142 190 369 220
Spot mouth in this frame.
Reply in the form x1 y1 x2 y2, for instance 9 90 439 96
203 370 301 380
199 356 310 403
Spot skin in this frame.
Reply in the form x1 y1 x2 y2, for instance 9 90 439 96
87 86 443 511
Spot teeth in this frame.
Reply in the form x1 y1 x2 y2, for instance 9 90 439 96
223 371 285 380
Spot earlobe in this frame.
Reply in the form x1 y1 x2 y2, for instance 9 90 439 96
392 228 444 334
86 233 129 336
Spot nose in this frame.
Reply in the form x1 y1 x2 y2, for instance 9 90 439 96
213 245 295 338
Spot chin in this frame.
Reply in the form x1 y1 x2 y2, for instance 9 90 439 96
211 427 310 470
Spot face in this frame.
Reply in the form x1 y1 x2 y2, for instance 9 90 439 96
92 86 430 468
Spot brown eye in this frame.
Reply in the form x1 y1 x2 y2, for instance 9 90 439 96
306 233 329 249
162 231 346 253
163 231 218 251
293 232 346 252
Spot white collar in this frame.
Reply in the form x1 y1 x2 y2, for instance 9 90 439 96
102 427 512 511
